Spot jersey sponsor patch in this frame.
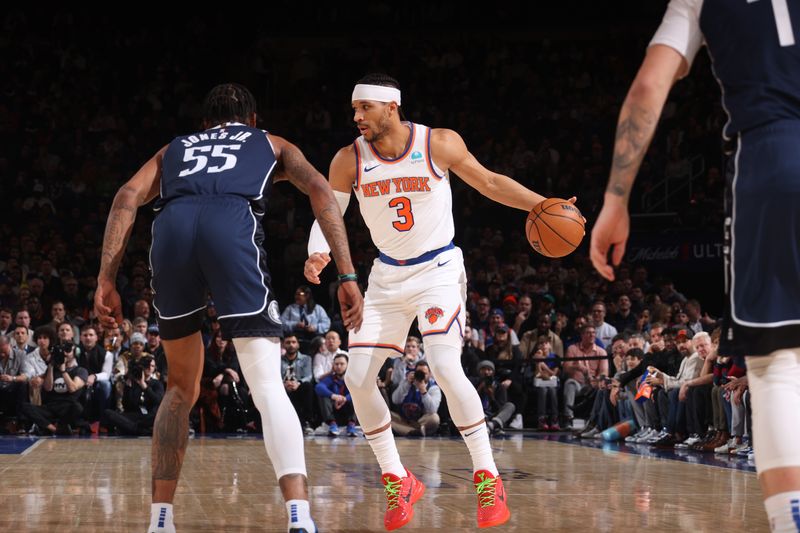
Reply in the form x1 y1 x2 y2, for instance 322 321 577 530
425 306 444 324
268 300 281 324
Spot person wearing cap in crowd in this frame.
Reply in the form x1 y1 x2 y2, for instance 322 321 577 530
146 324 167 384
113 332 152 412
483 308 519 349
471 359 516 435
500 295 518 323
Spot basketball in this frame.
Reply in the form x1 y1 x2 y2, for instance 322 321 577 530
526 198 585 258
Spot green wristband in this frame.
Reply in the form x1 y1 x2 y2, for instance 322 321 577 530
338 273 358 282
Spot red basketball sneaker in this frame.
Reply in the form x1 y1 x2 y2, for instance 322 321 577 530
381 469 425 531
473 470 510 528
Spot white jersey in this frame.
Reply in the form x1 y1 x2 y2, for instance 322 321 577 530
353 122 454 260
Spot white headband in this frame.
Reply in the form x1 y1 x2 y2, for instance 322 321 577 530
351 84 401 105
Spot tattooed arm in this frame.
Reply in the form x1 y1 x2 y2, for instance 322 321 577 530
95 146 165 327
590 44 687 281
606 44 686 202
270 135 363 330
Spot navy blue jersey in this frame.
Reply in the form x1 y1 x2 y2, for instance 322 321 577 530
156 122 276 211
700 0 800 138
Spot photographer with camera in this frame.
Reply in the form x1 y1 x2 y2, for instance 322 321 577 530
471 360 516 435
103 355 164 435
113 332 151 412
19 339 88 435
390 360 441 437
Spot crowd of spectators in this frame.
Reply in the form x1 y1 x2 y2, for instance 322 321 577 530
0 7 738 443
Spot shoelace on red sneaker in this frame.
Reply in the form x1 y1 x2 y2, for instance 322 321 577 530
383 477 402 511
475 473 498 508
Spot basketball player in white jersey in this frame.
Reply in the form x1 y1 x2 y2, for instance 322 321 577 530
305 73 577 530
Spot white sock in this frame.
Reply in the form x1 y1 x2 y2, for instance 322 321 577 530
460 424 498 476
365 427 405 477
148 503 175 533
764 491 800 532
286 499 316 531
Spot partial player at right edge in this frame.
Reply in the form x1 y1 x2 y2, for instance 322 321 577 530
591 2 800 531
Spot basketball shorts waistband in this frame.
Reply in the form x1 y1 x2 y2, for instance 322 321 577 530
378 241 454 266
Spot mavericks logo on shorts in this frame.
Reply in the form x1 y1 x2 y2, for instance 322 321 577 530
425 306 444 324
268 301 282 324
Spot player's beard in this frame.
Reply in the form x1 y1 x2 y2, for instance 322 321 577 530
366 113 392 142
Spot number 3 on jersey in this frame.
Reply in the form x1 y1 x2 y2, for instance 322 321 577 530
389 196 415 231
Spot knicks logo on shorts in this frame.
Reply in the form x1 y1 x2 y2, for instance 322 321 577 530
425 306 444 324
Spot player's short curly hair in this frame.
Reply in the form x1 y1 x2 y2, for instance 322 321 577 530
356 73 401 89
202 83 256 126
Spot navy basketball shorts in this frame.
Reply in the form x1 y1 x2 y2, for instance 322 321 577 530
149 195 283 340
720 120 800 356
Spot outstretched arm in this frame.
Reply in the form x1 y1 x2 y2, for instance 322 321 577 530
432 128 545 211
590 44 686 280
95 146 165 328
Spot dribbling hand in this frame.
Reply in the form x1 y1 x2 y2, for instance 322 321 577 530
337 281 363 332
304 252 331 284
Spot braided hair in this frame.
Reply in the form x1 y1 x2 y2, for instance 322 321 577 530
201 83 257 127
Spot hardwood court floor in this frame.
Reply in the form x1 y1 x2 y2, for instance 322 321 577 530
0 433 767 532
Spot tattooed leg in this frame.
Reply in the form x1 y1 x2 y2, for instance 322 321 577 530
153 332 204 503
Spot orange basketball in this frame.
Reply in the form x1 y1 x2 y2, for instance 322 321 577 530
526 198 585 258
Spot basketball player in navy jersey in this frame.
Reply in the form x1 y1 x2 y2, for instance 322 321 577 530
591 2 800 530
94 83 363 533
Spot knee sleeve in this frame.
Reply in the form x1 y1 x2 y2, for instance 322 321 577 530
425 344 484 427
344 350 390 432
233 337 306 479
746 349 800 473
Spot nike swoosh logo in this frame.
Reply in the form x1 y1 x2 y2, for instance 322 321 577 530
464 427 482 437
437 259 451 267
364 164 380 172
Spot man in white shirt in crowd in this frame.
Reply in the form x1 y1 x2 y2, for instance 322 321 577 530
313 330 348 382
